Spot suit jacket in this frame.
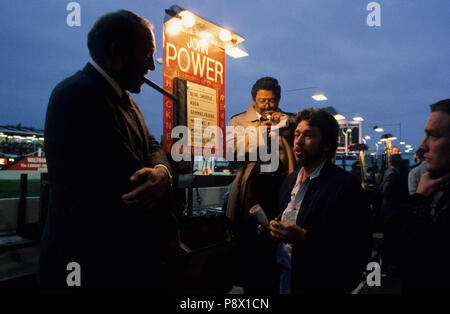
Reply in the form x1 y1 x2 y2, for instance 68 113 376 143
380 167 409 225
39 63 176 292
277 161 372 294
384 181 450 293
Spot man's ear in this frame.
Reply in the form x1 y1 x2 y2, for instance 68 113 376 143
322 141 331 155
110 41 126 68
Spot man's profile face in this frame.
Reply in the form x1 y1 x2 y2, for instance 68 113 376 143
419 111 450 178
253 89 279 116
392 147 400 154
121 25 156 93
293 120 328 166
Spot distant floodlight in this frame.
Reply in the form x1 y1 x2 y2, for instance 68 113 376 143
380 133 396 142
364 135 371 140
400 141 405 145
353 114 364 122
373 125 384 132
312 89 327 101
334 114 346 121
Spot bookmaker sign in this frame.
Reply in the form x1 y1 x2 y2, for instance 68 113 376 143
187 81 218 148
162 14 226 156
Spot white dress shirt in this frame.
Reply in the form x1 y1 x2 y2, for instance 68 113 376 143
276 160 326 294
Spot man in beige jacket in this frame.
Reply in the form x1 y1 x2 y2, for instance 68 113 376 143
226 77 295 293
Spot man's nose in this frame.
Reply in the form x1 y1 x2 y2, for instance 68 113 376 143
294 135 304 146
148 55 155 71
418 136 428 152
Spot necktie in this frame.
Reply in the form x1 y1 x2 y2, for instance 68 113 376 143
122 90 133 109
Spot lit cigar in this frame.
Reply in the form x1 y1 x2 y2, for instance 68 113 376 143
143 77 177 102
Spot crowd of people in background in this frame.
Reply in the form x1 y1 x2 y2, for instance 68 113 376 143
0 138 43 157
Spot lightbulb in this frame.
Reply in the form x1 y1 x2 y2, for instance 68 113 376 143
180 11 195 28
167 19 182 35
219 29 232 42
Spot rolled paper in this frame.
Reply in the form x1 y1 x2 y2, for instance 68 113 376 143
249 204 269 228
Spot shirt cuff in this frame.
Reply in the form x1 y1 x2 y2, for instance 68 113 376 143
154 164 173 187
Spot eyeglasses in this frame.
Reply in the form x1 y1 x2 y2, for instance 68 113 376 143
256 98 278 105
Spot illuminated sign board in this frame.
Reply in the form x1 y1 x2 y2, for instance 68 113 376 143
162 7 244 157
7 156 47 171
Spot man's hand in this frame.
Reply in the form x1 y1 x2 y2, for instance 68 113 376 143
416 172 450 197
268 218 307 244
121 167 169 210
261 111 283 126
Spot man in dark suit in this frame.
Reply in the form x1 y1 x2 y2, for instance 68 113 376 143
267 108 372 294
380 153 410 225
39 10 177 292
384 99 450 293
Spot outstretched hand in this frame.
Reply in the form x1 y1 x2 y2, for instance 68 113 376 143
121 167 169 210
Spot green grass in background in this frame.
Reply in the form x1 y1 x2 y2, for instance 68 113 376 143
0 180 41 199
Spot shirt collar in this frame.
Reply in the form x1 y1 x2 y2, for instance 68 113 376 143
299 160 326 182
89 60 123 98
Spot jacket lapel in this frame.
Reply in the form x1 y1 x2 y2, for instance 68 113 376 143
81 63 145 166
296 161 334 226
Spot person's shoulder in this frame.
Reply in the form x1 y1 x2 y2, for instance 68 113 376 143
286 168 300 181
325 163 362 189
229 110 247 121
51 65 103 98
384 167 398 176
228 107 253 126
50 79 80 105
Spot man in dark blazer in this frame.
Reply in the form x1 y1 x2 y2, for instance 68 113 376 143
39 10 177 292
380 153 409 225
383 99 450 293
267 108 372 294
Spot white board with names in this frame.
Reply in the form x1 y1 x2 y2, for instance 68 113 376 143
187 81 218 147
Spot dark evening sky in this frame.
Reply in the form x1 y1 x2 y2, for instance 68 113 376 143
1 0 449 153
